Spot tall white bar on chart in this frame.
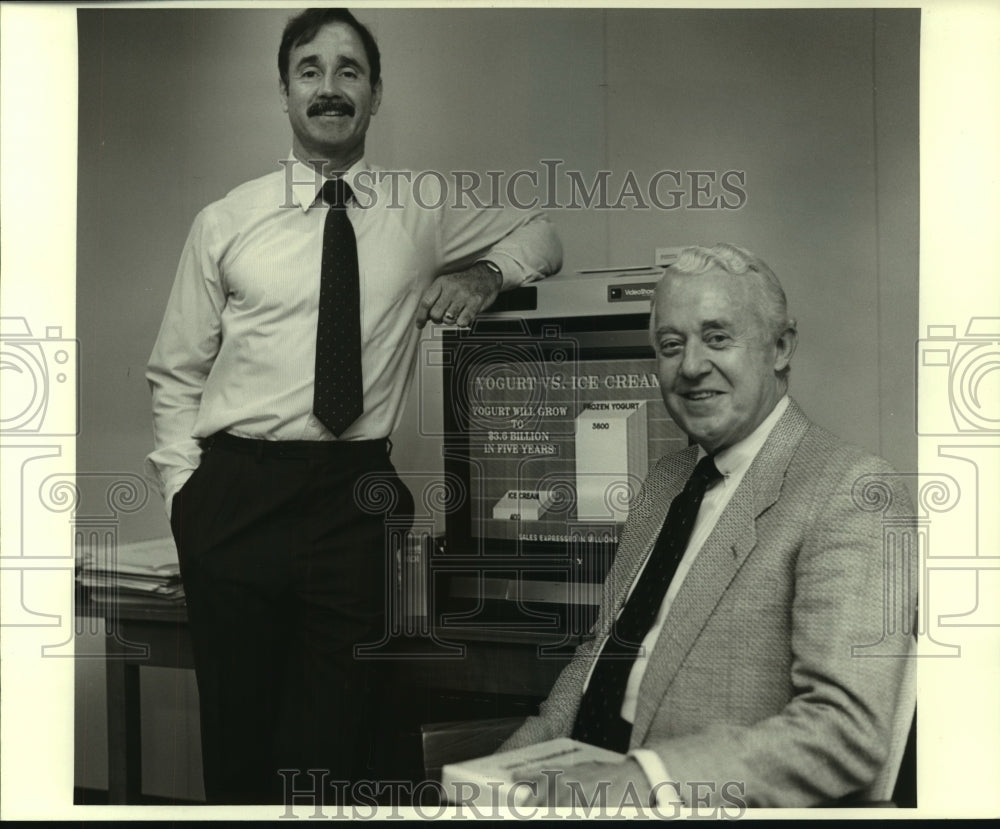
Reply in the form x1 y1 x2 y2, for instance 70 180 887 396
574 400 648 522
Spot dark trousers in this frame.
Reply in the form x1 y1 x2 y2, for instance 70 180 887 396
169 433 413 805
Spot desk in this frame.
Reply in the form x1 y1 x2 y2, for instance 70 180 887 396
98 597 573 804
99 599 193 804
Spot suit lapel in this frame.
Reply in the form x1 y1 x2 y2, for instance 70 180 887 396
600 446 699 627
630 399 811 746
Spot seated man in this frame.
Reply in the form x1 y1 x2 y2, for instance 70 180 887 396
500 243 916 809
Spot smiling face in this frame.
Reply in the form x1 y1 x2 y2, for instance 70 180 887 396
280 22 382 171
652 269 796 454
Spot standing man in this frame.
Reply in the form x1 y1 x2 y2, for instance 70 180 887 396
499 244 916 809
146 8 561 805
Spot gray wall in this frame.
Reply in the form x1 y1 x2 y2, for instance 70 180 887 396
75 7 918 799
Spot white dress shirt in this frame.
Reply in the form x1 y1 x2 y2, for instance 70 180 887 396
146 156 562 511
599 397 790 802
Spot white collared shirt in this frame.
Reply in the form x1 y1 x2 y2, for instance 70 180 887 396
622 395 790 721
599 397 790 801
146 156 561 511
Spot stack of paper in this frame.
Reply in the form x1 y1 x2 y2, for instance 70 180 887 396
77 537 184 606
441 738 625 809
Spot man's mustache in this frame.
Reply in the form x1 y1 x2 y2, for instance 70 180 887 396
307 99 356 118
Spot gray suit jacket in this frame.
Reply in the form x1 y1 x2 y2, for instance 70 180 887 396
501 399 917 807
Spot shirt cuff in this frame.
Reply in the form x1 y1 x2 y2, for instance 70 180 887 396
162 471 195 521
145 439 203 518
478 251 538 290
630 748 685 808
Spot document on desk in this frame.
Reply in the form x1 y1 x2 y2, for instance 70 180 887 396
441 737 625 808
77 537 185 604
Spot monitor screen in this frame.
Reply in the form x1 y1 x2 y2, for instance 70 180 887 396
441 315 688 589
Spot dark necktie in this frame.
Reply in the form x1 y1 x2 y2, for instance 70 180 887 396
571 454 723 753
313 178 363 437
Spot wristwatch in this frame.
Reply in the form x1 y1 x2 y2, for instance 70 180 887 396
478 259 503 284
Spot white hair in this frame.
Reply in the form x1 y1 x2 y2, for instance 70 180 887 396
651 243 796 377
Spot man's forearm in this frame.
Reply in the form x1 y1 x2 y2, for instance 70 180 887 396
438 201 562 288
145 210 225 514
477 211 562 289
145 363 206 516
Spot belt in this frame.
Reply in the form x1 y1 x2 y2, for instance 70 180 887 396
206 431 391 461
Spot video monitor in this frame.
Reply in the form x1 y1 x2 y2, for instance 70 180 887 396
440 315 688 591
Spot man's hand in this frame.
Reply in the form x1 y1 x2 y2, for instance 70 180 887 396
517 758 653 809
415 263 502 329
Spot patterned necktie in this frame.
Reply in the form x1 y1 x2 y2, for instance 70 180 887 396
313 178 363 437
571 454 723 753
